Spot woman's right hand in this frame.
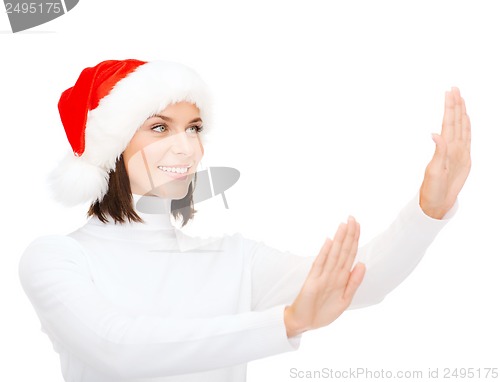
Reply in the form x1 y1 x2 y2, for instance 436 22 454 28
284 217 366 338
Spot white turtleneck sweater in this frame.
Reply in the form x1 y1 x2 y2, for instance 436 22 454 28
19 194 456 382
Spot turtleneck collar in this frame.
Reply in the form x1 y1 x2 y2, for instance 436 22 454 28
86 194 176 234
132 193 177 231
80 193 224 250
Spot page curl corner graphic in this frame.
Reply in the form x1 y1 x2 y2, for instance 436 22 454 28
4 0 79 33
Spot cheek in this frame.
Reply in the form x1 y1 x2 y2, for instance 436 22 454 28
122 135 158 189
197 137 205 156
123 134 145 168
123 133 163 167
123 150 151 191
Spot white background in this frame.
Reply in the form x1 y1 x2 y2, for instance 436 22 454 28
1 1 499 381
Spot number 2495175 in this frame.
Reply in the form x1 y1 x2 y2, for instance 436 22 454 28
5 2 62 14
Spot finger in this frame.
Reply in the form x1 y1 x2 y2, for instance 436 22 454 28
431 133 448 169
336 217 358 271
336 216 358 271
337 216 358 270
453 87 462 140
343 262 366 303
324 223 347 273
309 238 333 278
461 93 467 114
343 221 360 272
465 114 471 152
441 90 455 141
461 97 471 148
459 96 466 140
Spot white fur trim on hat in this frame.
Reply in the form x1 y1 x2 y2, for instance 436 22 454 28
48 152 110 207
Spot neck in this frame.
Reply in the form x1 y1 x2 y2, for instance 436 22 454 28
133 193 171 214
131 193 175 231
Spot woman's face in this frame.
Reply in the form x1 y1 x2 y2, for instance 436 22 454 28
123 101 204 199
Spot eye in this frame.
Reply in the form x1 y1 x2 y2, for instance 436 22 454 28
151 124 167 133
188 125 204 134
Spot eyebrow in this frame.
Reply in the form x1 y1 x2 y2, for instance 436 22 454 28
150 114 203 124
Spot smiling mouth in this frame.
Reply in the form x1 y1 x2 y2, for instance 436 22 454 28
157 165 191 174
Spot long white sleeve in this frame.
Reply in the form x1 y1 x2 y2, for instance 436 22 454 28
248 194 457 311
18 235 298 379
350 194 457 308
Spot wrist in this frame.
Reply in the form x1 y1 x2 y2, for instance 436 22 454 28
284 305 306 338
420 205 447 220
419 193 450 220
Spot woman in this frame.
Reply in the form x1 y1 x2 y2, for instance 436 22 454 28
19 59 471 382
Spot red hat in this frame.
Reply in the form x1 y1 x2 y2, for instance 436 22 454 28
49 59 212 206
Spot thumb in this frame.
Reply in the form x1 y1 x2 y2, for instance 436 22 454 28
431 133 447 167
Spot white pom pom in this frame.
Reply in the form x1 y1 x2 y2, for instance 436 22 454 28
48 152 110 206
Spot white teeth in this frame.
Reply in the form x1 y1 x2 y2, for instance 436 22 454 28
158 166 189 174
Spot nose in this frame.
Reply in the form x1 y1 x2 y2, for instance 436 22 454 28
169 131 195 156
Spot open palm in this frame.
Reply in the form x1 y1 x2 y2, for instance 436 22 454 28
420 87 471 219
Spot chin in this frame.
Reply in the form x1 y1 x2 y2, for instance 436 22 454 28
150 185 190 200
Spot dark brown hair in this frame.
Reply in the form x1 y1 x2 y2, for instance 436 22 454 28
87 155 197 227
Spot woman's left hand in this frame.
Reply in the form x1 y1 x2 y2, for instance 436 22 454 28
419 87 472 219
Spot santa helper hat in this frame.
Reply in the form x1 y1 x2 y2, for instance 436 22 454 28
50 59 211 206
